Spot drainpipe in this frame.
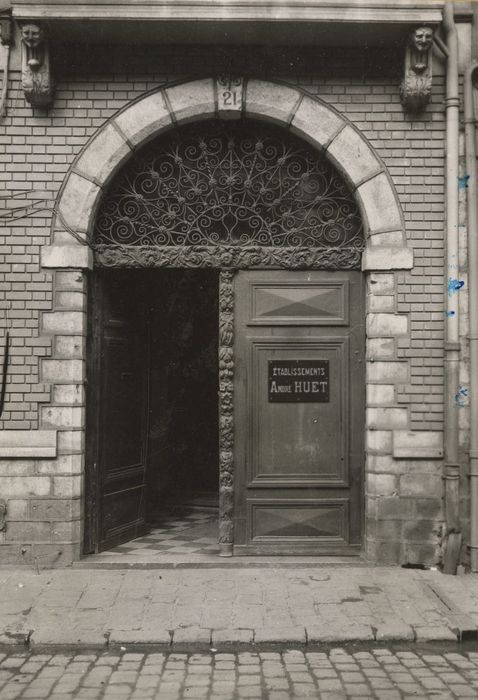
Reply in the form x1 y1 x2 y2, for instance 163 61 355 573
442 3 462 575
464 61 478 573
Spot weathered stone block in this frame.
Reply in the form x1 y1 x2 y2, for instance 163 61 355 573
368 295 395 313
41 406 85 429
42 311 86 335
366 384 395 405
6 521 51 542
246 80 300 125
402 519 440 543
367 407 408 430
374 519 402 540
377 496 415 520
75 123 131 186
373 540 401 565
366 430 393 453
41 245 92 270
4 499 29 520
36 454 82 475
0 460 35 476
212 629 254 645
362 247 413 271
356 173 402 233
30 498 81 521
114 90 173 147
327 125 381 186
369 230 405 246
254 626 306 644
375 622 414 641
367 313 408 337
367 361 408 383
55 292 85 311
58 172 101 235
0 431 57 459
51 520 81 542
366 473 398 496
367 338 395 359
0 476 51 497
53 476 82 498
291 96 344 150
393 431 443 459
57 431 84 453
166 79 215 124
400 473 442 498
55 271 84 291
42 360 84 383
54 336 84 359
52 384 84 405
367 273 396 295
368 454 403 474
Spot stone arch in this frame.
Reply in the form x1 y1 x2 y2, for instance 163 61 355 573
44 78 412 272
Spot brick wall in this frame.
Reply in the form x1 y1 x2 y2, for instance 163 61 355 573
0 42 455 566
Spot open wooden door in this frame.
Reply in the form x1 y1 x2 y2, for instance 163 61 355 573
234 270 365 555
85 271 149 553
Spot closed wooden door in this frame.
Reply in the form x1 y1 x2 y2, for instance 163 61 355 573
234 270 365 555
85 272 149 553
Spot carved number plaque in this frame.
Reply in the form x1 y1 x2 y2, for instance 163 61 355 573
268 360 329 403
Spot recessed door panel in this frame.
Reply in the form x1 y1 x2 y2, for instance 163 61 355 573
249 339 348 486
234 270 364 556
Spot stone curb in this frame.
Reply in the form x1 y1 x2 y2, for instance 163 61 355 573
1 624 462 650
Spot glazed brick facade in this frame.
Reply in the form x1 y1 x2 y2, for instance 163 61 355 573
0 42 466 567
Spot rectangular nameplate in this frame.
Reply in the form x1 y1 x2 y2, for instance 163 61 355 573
268 360 329 403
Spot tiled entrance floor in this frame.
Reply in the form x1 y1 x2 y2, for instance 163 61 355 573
81 508 220 566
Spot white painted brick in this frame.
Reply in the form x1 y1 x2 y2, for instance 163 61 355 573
246 79 300 124
367 313 408 337
367 384 395 405
291 95 344 150
327 125 381 186
367 361 408 383
114 90 173 146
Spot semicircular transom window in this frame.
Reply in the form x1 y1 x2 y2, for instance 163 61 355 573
94 120 364 250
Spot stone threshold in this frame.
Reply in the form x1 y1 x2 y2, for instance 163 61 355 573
72 556 368 570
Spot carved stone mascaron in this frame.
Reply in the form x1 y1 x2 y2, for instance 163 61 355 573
20 22 54 108
400 26 434 113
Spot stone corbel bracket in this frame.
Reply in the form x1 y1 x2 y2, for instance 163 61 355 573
20 21 54 108
400 26 434 113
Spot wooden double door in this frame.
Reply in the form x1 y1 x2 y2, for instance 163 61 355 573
85 269 364 556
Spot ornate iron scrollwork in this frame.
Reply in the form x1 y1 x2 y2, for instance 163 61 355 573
94 121 364 255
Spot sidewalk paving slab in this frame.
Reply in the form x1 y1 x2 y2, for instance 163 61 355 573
0 566 477 649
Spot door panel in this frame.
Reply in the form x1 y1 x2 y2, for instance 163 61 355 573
86 272 149 553
234 270 364 555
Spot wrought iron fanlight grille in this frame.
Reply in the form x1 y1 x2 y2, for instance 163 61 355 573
94 121 364 251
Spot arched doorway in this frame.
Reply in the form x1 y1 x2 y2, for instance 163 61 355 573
84 118 366 557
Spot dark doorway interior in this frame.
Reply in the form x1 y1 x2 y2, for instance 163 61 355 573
146 270 220 522
86 269 219 554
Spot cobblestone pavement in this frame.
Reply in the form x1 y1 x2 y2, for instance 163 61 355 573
1 568 478 647
2 646 478 699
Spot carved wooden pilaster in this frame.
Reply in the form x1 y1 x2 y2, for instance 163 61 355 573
218 269 235 556
20 22 54 108
400 26 434 113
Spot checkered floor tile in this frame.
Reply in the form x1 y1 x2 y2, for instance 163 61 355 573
103 509 219 557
